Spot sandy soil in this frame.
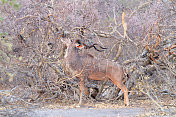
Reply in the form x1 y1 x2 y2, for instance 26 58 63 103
1 99 175 117
27 107 145 117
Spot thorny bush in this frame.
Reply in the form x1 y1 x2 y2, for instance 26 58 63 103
0 0 175 115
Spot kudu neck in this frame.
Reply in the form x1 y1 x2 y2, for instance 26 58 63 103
65 46 80 58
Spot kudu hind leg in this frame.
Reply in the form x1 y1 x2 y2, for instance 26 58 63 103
111 80 129 106
122 85 129 106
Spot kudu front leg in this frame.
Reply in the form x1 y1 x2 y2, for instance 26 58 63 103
78 77 85 106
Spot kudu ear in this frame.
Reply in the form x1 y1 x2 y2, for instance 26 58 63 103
61 38 72 47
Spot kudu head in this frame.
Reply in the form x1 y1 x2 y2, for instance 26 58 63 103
61 38 107 52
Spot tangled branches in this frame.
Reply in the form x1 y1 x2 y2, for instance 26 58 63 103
0 0 175 116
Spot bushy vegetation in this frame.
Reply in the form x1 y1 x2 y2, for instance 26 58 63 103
0 0 175 116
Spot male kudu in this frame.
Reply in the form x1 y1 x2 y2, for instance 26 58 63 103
61 38 129 106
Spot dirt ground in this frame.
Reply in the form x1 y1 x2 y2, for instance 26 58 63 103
0 99 175 117
28 107 145 117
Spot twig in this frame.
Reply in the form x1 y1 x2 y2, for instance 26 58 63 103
141 89 164 111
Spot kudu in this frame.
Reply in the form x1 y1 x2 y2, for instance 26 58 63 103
61 38 129 106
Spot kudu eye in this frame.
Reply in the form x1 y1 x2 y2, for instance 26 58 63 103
76 44 84 49
75 41 84 49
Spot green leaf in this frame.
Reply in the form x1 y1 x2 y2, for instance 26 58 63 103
1 0 8 5
0 55 3 60
14 3 20 10
0 14 4 21
9 1 13 6
19 56 22 61
0 16 4 21
4 32 8 35
0 32 8 36
6 43 12 51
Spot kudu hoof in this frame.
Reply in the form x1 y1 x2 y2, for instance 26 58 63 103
76 104 94 108
125 104 129 106
125 102 129 106
76 104 86 108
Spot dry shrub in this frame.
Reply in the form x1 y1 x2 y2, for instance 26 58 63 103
0 1 175 115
